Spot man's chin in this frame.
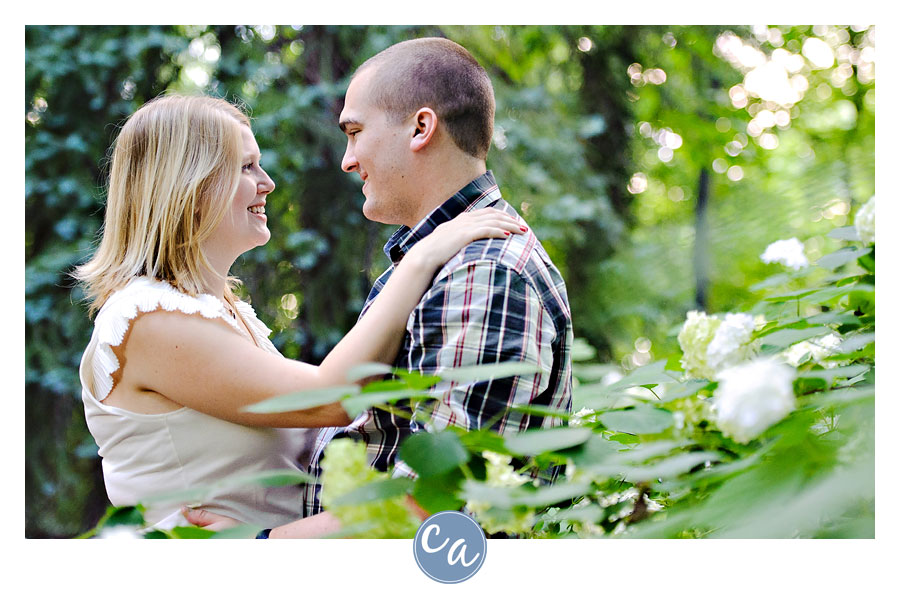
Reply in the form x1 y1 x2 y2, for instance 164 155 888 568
362 200 391 225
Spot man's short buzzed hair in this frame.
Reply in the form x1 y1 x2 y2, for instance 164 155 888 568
356 37 495 160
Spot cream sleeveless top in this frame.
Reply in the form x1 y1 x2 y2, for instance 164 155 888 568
79 277 310 529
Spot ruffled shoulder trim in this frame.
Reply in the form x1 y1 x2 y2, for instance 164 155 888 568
89 277 242 402
234 300 278 353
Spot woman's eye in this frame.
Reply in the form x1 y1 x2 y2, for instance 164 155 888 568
242 163 253 171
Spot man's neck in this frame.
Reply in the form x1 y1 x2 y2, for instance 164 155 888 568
404 161 487 228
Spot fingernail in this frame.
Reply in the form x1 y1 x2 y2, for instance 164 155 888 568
504 231 511 236
520 226 528 232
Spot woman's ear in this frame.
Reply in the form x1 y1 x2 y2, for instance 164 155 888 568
410 107 438 152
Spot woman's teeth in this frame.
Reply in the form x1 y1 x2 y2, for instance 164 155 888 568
248 206 265 214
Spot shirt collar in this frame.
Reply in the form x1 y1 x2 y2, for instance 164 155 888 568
384 170 502 263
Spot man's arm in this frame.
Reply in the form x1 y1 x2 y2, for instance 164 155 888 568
399 260 557 441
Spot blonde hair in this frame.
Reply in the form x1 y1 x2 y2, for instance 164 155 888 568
75 94 251 315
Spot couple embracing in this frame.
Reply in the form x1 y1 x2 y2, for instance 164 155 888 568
76 37 573 538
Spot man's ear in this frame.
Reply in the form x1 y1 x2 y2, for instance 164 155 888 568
410 107 438 152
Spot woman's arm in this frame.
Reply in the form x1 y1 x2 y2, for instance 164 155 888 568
316 209 526 382
121 209 524 428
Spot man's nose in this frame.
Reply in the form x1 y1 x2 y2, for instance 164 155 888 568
341 145 357 173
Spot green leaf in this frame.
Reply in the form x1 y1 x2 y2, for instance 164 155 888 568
807 312 861 327
826 226 860 241
573 363 622 382
711 457 874 539
458 427 508 455
659 379 710 402
517 481 593 508
857 250 874 273
608 433 639 444
605 440 686 465
436 362 543 383
346 362 393 382
816 246 870 270
357 379 411 393
797 364 870 386
758 326 832 350
804 285 868 305
835 332 874 354
168 526 218 539
391 370 443 389
575 382 630 410
462 479 591 509
586 451 722 483
564 434 623 467
541 503 606 523
208 525 263 539
330 477 414 507
341 388 440 418
807 385 874 408
243 385 358 413
749 272 799 291
508 404 573 420
598 406 674 435
606 360 678 391
504 426 593 456
76 504 147 538
412 468 466 513
103 505 146 527
764 287 819 301
688 448 765 484
399 431 469 478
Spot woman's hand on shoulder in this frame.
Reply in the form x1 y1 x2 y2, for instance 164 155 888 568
406 208 526 271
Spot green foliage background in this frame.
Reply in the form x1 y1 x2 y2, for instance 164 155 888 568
25 25 874 537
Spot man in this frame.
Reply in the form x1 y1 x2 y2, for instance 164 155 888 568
188 37 573 538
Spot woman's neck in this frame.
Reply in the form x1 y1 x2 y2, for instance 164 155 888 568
198 246 237 301
199 264 231 302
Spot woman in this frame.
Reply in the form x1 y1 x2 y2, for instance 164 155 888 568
75 94 523 529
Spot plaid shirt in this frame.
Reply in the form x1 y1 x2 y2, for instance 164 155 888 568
301 171 573 517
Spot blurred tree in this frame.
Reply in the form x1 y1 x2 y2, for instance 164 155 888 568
587 25 874 367
25 25 189 537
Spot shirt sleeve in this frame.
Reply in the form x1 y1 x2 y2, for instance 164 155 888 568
391 260 557 478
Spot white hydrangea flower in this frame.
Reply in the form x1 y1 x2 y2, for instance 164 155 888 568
713 357 796 444
570 407 598 427
782 332 842 367
679 310 760 379
482 451 531 487
465 451 535 535
855 196 875 245
678 311 722 379
706 312 758 373
760 237 809 270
